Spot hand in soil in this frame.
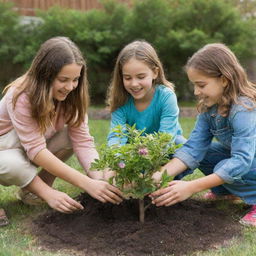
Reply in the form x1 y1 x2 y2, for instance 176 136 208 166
45 189 84 213
86 179 123 204
150 180 193 206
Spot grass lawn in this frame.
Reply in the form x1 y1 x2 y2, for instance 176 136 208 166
1 117 256 256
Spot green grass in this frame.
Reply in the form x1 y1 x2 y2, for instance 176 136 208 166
1 117 256 255
178 101 197 107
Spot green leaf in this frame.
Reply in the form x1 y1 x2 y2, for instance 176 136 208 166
160 170 174 188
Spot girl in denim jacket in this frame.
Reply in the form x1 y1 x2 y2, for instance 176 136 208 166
151 43 256 227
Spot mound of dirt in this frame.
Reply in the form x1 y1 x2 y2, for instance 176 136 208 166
32 194 245 256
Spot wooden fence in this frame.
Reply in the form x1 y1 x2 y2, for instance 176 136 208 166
2 0 129 16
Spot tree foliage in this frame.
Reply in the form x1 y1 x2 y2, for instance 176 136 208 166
0 0 255 100
91 125 177 223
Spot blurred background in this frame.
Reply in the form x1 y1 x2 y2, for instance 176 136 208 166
0 0 255 103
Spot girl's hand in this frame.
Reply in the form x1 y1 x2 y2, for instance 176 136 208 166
152 170 163 184
86 179 123 204
104 169 116 183
87 170 104 180
150 180 194 206
44 189 84 213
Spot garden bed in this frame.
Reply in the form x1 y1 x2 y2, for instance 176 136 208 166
31 194 245 256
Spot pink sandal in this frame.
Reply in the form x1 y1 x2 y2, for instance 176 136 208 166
240 205 256 227
202 191 242 203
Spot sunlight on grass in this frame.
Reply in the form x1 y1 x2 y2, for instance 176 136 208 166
1 117 256 255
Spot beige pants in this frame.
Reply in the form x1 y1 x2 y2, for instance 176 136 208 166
0 127 72 188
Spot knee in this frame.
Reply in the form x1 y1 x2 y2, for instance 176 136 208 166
57 126 72 149
0 151 37 187
47 126 73 153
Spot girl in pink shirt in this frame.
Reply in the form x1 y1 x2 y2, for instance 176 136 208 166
0 37 122 226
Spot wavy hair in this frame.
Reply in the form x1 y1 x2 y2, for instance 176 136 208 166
4 36 89 134
185 43 256 116
107 40 174 112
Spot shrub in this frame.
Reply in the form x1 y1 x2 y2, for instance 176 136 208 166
91 125 180 222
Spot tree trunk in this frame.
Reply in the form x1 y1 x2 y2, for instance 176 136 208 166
139 199 145 223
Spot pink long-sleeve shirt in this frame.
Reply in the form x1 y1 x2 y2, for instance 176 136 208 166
0 85 99 172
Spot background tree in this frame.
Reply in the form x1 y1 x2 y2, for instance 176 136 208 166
0 0 255 101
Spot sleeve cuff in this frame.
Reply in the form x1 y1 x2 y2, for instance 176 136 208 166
214 169 234 184
174 150 199 170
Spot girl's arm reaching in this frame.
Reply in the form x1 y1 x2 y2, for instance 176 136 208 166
152 157 188 183
33 149 123 205
107 108 128 146
151 173 224 206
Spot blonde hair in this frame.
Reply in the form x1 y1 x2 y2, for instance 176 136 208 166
185 43 256 116
107 40 174 112
4 36 89 134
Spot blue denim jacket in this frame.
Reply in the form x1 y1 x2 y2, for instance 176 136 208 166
174 97 256 185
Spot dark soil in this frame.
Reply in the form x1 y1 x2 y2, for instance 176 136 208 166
32 194 246 256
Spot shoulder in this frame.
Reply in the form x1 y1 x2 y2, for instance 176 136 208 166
5 86 28 105
156 84 174 95
156 85 176 101
112 98 132 115
230 96 256 116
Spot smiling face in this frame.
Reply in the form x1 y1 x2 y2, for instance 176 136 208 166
122 58 158 103
52 63 82 101
187 68 227 108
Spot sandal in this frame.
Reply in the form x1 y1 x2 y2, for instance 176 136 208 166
16 189 45 206
202 191 242 204
0 208 9 227
240 205 256 227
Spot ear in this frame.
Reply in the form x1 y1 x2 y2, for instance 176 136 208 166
221 75 229 87
153 67 159 79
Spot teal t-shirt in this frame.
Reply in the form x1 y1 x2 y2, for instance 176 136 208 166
107 85 183 146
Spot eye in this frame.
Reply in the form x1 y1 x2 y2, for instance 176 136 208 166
58 79 67 83
138 75 146 79
123 76 131 81
195 82 206 88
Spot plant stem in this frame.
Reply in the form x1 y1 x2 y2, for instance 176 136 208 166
144 202 151 211
139 199 145 223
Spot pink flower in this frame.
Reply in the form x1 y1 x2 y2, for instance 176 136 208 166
138 147 148 156
118 161 126 168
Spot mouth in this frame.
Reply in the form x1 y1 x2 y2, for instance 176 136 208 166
130 88 142 95
58 90 70 98
198 96 208 102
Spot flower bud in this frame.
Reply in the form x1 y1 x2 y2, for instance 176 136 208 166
118 161 126 168
138 147 148 156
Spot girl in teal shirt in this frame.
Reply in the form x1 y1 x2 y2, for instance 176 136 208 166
107 40 185 147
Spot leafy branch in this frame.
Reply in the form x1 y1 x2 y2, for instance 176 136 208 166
91 125 180 222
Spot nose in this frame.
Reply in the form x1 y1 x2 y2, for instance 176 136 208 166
194 86 200 96
65 81 76 91
130 78 139 87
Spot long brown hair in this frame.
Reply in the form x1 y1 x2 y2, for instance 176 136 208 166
185 43 256 115
107 40 174 112
4 37 89 134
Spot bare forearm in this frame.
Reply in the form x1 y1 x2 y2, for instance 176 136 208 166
151 173 225 207
33 149 91 190
162 158 188 176
33 149 123 205
25 175 53 200
189 173 225 194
